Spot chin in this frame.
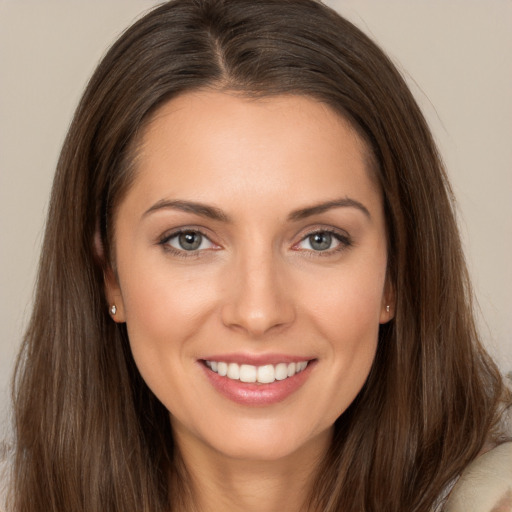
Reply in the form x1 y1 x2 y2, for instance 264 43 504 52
174 411 333 464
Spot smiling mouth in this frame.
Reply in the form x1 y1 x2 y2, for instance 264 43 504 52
203 360 310 384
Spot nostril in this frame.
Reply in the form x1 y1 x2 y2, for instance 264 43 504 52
220 295 296 337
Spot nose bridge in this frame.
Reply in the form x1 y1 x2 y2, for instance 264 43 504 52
221 240 295 336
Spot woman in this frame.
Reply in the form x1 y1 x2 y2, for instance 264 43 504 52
7 0 511 511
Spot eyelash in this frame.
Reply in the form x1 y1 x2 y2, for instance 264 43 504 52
158 228 217 258
292 228 353 258
158 227 353 258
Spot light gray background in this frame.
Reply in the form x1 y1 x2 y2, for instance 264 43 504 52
1 1 511 436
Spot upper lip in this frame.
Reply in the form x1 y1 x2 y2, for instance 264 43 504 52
200 353 315 366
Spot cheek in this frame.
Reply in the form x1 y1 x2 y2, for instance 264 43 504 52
121 248 215 320
306 289 381 425
116 262 225 418
117 258 221 370
300 253 386 407
306 258 386 344
318 284 380 376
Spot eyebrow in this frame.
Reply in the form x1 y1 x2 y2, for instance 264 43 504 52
142 199 231 222
287 197 371 221
142 196 370 223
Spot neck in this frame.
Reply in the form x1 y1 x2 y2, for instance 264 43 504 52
171 428 331 512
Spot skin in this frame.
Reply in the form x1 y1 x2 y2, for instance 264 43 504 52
492 491 512 512
105 90 394 511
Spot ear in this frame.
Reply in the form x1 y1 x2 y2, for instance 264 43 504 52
104 267 126 323
379 275 395 324
94 228 126 323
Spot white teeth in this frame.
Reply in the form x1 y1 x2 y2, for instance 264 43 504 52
227 363 239 380
275 363 288 381
257 364 275 384
239 364 257 383
205 359 310 383
217 362 228 377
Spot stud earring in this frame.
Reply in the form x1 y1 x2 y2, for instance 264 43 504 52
386 305 390 313
110 305 117 316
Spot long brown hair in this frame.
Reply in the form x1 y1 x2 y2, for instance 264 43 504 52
11 1 507 511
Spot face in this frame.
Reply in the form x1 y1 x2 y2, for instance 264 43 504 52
106 91 393 462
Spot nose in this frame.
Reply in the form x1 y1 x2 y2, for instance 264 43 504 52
220 249 296 338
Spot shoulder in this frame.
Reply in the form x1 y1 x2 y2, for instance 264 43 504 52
444 442 512 512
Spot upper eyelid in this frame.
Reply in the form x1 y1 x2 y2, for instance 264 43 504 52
157 225 352 250
159 226 215 243
158 228 219 257
292 227 353 252
293 225 351 242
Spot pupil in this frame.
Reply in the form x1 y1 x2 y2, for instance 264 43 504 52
310 232 331 251
179 232 202 250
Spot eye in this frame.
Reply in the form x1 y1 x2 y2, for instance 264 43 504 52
295 230 351 253
304 232 334 251
162 230 216 252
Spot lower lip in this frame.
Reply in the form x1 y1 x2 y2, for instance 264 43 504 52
200 361 316 406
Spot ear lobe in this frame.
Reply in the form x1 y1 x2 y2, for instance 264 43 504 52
94 228 126 322
104 267 126 323
379 277 395 324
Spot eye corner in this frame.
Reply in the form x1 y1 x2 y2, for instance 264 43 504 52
292 227 353 256
157 227 221 257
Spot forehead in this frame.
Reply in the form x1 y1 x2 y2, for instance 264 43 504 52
125 90 381 217
140 90 371 159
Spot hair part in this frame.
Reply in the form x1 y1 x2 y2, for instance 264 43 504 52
11 1 508 511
